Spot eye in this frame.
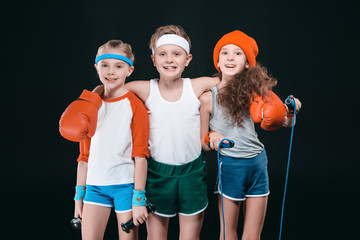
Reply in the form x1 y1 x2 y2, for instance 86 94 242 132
159 52 165 56
174 52 181 56
117 65 122 68
235 52 242 55
101 64 108 67
221 51 227 55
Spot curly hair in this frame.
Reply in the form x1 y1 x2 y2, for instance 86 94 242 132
217 63 278 127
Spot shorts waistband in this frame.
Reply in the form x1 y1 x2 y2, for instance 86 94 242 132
148 154 203 176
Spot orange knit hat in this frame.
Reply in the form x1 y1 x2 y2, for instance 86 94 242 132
213 30 258 71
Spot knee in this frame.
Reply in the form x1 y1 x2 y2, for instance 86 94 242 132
241 232 261 240
179 232 200 240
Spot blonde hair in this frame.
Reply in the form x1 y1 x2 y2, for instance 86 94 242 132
96 40 135 62
149 25 191 52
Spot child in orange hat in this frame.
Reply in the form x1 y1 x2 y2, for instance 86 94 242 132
200 30 302 239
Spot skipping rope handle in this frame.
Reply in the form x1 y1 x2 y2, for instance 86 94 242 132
208 139 235 149
285 95 296 112
70 217 82 230
121 201 156 233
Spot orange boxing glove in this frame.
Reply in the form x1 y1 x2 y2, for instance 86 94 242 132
250 90 286 131
59 90 102 142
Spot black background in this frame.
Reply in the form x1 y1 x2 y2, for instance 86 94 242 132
4 0 358 239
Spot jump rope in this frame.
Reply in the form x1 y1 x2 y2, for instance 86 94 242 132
215 95 296 240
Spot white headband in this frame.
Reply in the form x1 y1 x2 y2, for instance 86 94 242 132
152 34 190 55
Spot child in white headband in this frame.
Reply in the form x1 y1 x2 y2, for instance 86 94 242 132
126 25 219 240
110 25 218 239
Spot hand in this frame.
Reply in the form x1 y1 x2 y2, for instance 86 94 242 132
209 131 229 151
74 200 84 218
286 97 302 116
132 205 149 226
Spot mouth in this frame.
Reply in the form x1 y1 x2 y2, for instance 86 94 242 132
163 66 177 70
105 77 118 81
225 64 236 68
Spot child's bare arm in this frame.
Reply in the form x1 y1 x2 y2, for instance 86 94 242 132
199 91 212 151
191 76 220 98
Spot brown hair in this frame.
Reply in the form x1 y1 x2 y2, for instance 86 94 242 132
149 25 191 52
217 64 278 127
96 40 135 62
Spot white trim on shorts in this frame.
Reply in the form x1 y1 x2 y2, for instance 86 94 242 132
215 189 270 201
84 200 113 208
179 202 208 216
115 209 132 214
245 191 270 198
154 211 177 218
153 202 208 218
215 189 246 201
84 201 132 213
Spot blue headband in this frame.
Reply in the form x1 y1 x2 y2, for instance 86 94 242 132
95 54 133 66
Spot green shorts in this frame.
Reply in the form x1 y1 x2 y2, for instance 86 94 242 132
146 154 208 217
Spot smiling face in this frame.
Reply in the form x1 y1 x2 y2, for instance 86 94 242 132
94 49 134 95
217 44 249 77
151 44 192 80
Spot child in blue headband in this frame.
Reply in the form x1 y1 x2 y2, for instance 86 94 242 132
73 40 149 239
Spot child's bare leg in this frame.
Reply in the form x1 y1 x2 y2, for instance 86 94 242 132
82 203 111 240
116 211 137 240
146 214 169 240
242 197 267 240
179 211 205 240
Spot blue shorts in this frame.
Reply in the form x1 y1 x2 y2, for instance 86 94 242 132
215 150 270 201
84 183 134 213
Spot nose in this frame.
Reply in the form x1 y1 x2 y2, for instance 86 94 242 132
107 66 115 75
227 53 234 61
165 55 174 63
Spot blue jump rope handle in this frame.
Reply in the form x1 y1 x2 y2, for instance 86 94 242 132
220 140 235 148
208 139 235 149
285 95 296 111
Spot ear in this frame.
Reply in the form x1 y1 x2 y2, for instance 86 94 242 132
245 61 250 69
94 64 99 73
185 54 193 67
151 55 156 66
127 66 135 77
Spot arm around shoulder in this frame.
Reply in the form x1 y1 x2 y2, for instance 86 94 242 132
191 76 220 98
125 81 150 102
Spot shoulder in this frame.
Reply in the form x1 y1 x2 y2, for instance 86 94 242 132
126 92 147 111
199 90 212 107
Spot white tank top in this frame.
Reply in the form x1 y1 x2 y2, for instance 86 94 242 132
145 78 201 165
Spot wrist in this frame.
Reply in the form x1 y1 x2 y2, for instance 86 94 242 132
74 186 86 201
204 131 215 145
132 189 146 206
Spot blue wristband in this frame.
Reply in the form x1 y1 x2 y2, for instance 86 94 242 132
132 189 146 206
74 186 86 201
